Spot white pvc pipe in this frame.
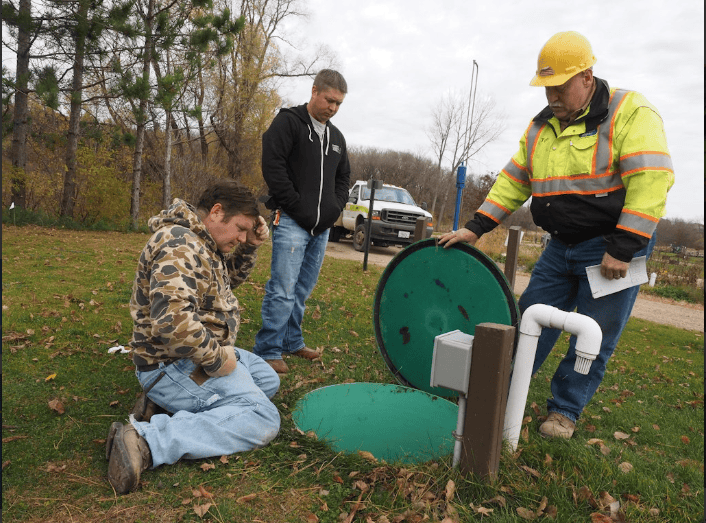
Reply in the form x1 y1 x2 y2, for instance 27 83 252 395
452 393 466 467
502 304 602 451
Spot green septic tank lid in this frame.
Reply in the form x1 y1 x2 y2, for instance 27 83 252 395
292 382 458 464
374 238 519 397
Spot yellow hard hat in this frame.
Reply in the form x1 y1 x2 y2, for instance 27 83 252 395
530 31 597 87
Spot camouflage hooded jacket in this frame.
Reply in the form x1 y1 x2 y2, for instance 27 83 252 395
130 199 258 375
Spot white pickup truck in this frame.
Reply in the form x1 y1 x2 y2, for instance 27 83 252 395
329 180 434 251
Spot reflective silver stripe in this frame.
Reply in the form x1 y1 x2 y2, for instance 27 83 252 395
525 122 545 176
531 173 623 196
593 89 630 175
620 152 674 176
479 199 511 223
502 158 530 184
617 211 658 237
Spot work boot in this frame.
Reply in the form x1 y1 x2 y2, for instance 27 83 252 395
106 422 152 494
130 392 169 422
267 359 289 374
292 347 321 361
539 412 576 439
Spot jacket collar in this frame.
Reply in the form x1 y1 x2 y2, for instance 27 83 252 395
533 77 611 133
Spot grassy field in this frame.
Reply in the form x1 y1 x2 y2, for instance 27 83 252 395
2 225 703 523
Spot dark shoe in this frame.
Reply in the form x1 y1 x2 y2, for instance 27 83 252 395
292 347 321 361
266 359 289 374
107 422 152 494
539 412 576 439
130 392 169 422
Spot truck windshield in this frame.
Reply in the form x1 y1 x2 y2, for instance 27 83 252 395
361 186 416 205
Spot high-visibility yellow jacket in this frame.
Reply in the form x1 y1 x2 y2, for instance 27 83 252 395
465 78 674 262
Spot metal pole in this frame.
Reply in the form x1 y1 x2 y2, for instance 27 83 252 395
363 180 381 271
453 163 466 230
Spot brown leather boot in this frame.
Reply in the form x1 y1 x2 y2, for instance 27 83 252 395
106 422 152 494
292 347 321 361
266 359 289 374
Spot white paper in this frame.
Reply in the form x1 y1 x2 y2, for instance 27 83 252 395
586 256 648 298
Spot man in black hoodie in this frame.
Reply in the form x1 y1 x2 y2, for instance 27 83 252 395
254 69 351 374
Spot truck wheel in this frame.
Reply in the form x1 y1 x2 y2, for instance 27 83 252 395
353 224 366 252
329 226 342 242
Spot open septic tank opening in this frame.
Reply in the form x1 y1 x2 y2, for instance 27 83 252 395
293 239 519 464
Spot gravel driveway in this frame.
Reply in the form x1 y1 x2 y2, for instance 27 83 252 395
325 241 704 333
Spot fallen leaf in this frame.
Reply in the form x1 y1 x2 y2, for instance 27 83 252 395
219 455 228 464
516 507 536 520
198 485 214 499
305 512 319 523
681 435 690 444
521 465 541 478
445 479 455 501
45 373 57 382
475 506 493 516
353 480 369 492
358 450 377 462
48 399 65 415
237 493 258 504
200 463 215 472
614 431 630 440
652 424 660 430
649 508 660 516
590 513 612 523
193 503 211 518
482 495 506 508
618 462 633 473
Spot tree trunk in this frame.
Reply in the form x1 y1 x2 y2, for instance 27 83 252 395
10 0 32 209
130 0 154 229
163 110 172 208
60 0 90 218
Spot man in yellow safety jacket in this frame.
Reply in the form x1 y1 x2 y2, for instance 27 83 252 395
440 31 673 439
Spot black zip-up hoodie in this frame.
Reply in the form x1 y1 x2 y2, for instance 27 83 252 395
262 103 351 236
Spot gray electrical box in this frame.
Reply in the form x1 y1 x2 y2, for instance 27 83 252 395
430 330 474 393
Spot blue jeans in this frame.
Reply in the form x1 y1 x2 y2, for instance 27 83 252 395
131 349 280 468
253 212 329 361
518 234 656 422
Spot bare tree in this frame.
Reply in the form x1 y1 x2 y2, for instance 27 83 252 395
209 0 336 183
426 89 505 221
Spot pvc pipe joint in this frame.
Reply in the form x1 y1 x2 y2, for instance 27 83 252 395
503 304 603 451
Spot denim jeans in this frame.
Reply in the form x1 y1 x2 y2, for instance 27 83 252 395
517 234 656 423
253 212 329 361
131 349 280 468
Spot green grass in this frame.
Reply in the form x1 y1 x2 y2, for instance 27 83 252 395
2 224 703 522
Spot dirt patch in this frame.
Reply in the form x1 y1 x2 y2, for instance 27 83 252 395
324 239 704 333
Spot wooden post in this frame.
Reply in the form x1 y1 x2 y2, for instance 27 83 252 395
413 216 427 242
504 226 522 292
459 322 516 480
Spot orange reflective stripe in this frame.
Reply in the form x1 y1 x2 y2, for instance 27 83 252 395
617 209 659 238
525 122 545 176
620 151 674 178
479 199 512 224
502 158 530 185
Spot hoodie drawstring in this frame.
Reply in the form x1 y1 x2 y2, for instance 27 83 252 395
307 124 313 143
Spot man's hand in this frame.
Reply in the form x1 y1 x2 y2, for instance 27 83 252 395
600 252 629 280
438 228 479 249
207 346 238 377
246 216 269 247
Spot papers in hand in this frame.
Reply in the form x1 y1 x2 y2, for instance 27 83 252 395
586 256 648 298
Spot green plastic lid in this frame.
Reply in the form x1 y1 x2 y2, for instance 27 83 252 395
374 239 519 397
292 382 458 464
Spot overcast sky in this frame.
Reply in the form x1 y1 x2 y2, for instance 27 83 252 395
279 0 704 222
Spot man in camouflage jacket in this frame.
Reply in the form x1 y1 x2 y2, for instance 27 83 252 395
106 180 281 495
